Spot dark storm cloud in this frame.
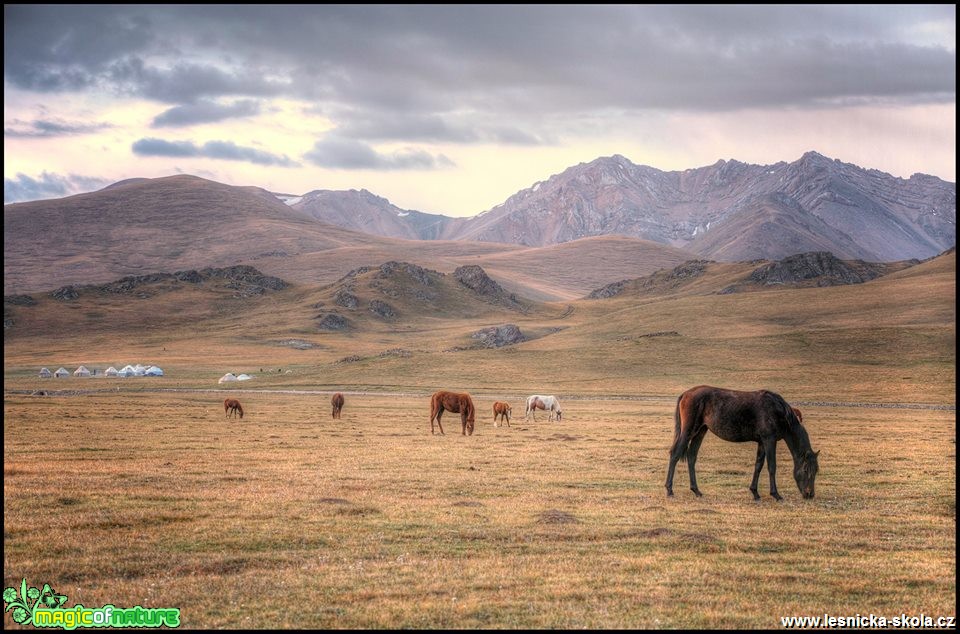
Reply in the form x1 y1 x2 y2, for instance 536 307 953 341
132 138 299 167
303 136 455 170
5 6 955 138
4 172 109 204
4 118 113 138
152 99 262 127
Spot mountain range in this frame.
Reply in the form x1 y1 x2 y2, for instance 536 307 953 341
287 151 955 262
3 151 954 297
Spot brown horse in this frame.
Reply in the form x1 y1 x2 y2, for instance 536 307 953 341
430 390 476 436
493 401 512 427
331 392 345 419
224 398 244 419
665 386 819 501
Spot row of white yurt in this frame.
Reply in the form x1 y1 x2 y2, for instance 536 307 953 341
39 364 163 378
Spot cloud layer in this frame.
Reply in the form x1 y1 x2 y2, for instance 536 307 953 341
5 6 955 139
132 138 299 167
4 172 109 204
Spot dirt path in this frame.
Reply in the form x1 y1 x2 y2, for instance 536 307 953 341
7 387 955 410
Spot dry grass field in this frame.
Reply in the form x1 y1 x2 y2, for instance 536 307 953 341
3 392 955 628
3 248 955 628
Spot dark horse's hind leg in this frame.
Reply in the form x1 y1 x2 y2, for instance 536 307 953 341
665 446 684 497
433 409 445 435
665 429 690 497
750 444 765 501
686 427 709 497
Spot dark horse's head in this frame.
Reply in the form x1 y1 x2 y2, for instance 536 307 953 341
793 449 819 498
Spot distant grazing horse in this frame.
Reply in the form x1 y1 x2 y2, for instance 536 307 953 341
224 398 244 419
525 395 562 422
430 391 476 436
493 401 512 427
665 386 819 501
331 392 345 419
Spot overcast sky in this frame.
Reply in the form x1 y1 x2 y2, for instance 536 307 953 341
3 4 956 214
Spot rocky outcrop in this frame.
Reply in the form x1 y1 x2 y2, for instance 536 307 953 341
369 299 396 318
746 252 893 287
316 313 349 330
454 265 505 296
471 324 525 348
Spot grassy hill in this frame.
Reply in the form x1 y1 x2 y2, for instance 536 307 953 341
4 250 954 404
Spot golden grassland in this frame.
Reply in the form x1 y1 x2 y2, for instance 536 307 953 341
3 392 955 628
3 250 955 628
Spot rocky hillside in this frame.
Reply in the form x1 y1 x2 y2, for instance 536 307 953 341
589 251 918 299
310 262 532 331
449 152 955 261
289 188 453 240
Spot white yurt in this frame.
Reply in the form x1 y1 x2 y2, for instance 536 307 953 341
39 367 52 378
74 366 92 377
218 373 239 384
144 366 164 376
236 373 253 381
104 367 119 377
54 367 70 378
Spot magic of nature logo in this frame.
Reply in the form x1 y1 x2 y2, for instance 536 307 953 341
4 579 180 629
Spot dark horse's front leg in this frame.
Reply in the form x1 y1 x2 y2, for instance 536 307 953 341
750 443 765 501
764 437 783 501
686 427 708 497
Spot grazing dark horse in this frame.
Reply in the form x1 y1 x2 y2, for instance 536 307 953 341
430 391 476 436
331 392 345 419
493 401 512 427
224 398 244 419
665 386 819 501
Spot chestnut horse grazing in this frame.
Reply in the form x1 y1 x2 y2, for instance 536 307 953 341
493 401 512 427
331 392 345 419
430 391 476 436
665 386 819 501
525 395 562 421
224 398 244 419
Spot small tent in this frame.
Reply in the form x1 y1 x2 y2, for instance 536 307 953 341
104 367 119 377
39 367 52 378
218 373 238 384
54 367 70 378
74 366 91 377
119 365 137 377
144 366 164 376
236 373 253 381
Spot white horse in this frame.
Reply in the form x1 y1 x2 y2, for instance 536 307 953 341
525 395 563 422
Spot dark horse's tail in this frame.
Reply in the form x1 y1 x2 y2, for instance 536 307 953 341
237 403 244 419
668 393 689 463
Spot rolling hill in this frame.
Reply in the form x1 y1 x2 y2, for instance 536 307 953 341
4 249 953 404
